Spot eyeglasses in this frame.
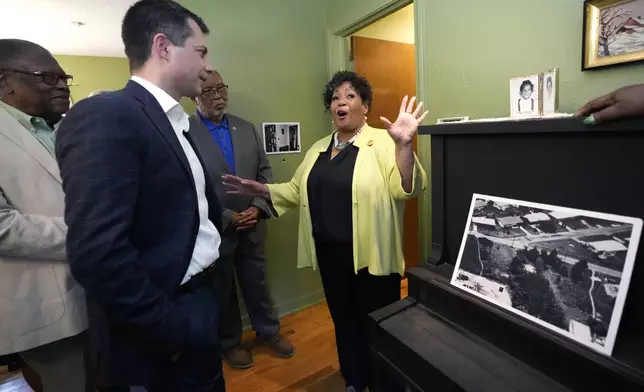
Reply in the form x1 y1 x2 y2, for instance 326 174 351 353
201 84 228 98
0 68 74 86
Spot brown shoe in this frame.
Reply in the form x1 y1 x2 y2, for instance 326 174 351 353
262 333 295 358
222 346 253 369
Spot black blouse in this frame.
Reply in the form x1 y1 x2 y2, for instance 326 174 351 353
306 137 358 243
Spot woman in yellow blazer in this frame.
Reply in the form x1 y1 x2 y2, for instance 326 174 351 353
223 71 428 392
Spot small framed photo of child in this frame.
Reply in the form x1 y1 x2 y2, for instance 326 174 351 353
510 74 541 118
540 68 558 115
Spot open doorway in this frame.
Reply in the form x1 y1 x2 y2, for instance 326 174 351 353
349 4 419 270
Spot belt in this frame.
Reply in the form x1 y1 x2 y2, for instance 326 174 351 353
176 262 217 296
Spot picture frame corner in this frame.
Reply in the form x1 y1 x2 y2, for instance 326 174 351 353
582 0 644 71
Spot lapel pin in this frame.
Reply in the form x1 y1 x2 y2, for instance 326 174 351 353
232 126 237 131
367 140 374 147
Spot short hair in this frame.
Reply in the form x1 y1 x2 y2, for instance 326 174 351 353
323 70 373 112
121 0 209 70
0 39 52 69
520 80 534 92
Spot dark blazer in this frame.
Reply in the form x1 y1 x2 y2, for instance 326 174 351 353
55 81 223 386
189 114 272 255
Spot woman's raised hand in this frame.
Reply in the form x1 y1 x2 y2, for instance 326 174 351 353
380 95 428 145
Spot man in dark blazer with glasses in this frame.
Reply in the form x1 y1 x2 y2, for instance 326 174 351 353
189 70 294 370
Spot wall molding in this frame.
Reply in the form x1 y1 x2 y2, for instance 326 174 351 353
334 0 412 37
414 0 432 262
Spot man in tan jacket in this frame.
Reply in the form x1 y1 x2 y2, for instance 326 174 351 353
0 39 87 391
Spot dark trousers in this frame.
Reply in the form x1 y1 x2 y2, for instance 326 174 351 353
96 285 224 392
145 353 224 392
213 231 280 350
146 285 224 392
315 240 401 391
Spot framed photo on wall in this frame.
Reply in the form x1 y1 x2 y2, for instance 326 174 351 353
509 74 541 118
583 0 644 71
262 122 301 155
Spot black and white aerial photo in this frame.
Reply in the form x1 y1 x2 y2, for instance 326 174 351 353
452 194 642 356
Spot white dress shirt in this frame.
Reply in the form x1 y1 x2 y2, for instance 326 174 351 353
131 76 221 284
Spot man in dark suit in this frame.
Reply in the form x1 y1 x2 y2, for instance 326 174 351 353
55 1 224 391
189 71 294 370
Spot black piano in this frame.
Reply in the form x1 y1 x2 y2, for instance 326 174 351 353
368 117 644 391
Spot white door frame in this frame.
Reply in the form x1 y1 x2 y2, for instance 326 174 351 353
325 0 433 262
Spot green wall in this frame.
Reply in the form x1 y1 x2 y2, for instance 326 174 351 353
54 55 130 104
424 0 644 120
55 55 197 111
183 0 330 321
326 0 400 34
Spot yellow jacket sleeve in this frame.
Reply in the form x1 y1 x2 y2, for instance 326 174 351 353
266 158 308 218
386 147 428 200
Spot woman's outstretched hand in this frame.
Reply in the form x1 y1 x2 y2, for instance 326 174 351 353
380 95 428 145
222 174 270 199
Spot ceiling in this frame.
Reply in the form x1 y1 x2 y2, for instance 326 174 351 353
0 0 137 57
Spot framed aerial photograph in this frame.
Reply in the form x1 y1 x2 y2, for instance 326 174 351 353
262 122 301 155
583 0 644 70
540 68 558 115
451 193 642 356
510 74 541 118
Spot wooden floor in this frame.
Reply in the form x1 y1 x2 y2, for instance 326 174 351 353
1 279 408 392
